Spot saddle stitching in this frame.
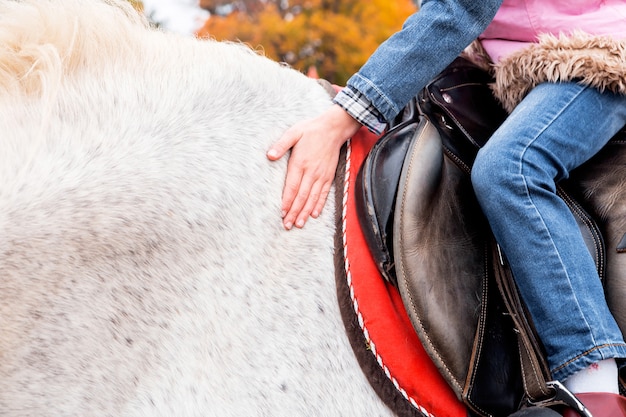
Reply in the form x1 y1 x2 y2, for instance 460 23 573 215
463 243 493 417
442 145 471 174
439 82 486 91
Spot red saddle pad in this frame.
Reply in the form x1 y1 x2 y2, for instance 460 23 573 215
341 126 466 417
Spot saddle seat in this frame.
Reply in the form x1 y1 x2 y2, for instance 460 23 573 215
354 57 626 417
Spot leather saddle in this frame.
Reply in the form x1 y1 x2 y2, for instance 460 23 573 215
355 56 626 417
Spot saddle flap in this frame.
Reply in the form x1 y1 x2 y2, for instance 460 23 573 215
390 109 529 417
392 58 527 416
392 115 480 393
354 117 421 284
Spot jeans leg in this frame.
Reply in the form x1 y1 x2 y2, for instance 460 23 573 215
471 82 626 382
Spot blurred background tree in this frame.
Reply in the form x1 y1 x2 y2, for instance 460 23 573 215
196 0 417 85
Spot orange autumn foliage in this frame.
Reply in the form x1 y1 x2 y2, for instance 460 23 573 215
197 0 417 85
127 0 143 12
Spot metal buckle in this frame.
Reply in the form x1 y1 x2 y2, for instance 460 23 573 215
529 381 593 417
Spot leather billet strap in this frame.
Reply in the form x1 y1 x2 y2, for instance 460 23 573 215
492 243 553 402
494 245 595 417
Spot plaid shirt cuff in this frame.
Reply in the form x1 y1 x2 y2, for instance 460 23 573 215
333 86 388 135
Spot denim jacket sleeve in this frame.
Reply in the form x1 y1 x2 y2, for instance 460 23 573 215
341 0 503 125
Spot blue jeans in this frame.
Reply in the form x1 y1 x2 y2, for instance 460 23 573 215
471 82 626 382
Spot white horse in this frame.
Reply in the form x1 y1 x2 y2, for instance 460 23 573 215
0 1 401 416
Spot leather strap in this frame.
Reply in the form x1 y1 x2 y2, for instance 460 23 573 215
492 242 553 401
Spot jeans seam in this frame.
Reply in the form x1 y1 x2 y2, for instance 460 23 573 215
551 343 626 375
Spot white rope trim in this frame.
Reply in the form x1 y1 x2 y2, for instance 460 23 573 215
341 139 436 417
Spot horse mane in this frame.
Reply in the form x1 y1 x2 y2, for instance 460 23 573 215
0 0 152 98
0 0 321 105
0 0 328 146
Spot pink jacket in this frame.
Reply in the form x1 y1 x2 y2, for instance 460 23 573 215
479 0 626 63
470 0 626 112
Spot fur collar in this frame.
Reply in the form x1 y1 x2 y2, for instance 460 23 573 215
465 32 626 112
